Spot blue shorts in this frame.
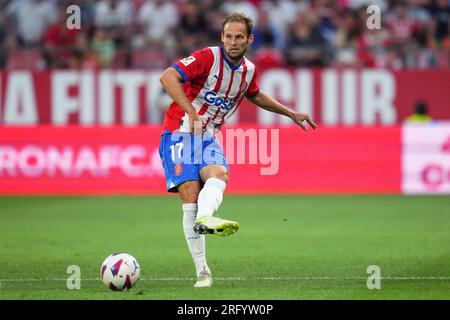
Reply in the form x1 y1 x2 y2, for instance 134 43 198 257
159 130 229 193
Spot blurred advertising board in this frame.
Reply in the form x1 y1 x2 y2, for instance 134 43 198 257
0 126 401 195
402 122 450 195
1 69 449 126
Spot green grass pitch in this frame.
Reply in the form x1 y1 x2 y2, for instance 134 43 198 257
0 195 449 300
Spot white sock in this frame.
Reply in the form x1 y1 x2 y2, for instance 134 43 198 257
197 178 227 220
182 203 210 277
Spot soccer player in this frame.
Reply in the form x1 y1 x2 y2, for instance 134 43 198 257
159 12 317 287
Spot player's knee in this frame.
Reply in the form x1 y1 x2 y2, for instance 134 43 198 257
179 182 201 203
180 188 199 203
215 170 229 184
201 166 229 184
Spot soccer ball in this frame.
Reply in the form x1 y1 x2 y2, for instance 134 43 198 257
100 253 141 291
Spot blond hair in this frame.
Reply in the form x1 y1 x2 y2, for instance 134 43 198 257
222 12 253 36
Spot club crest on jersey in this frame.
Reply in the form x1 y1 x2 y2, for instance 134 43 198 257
174 164 183 176
204 91 235 111
180 56 196 66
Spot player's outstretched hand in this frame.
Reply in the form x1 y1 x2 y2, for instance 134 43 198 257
291 112 318 131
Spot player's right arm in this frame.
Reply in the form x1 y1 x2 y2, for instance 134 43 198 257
160 67 202 134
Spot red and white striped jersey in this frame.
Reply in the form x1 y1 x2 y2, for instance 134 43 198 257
162 46 259 134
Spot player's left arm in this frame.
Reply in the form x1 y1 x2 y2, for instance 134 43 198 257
247 91 318 131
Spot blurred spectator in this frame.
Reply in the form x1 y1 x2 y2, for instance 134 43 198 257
358 5 394 67
311 0 339 65
286 11 326 66
253 47 285 70
385 0 420 44
261 0 301 49
251 10 285 70
95 0 134 48
408 0 431 24
6 0 57 48
179 1 207 34
91 27 116 67
177 0 208 55
376 46 404 69
69 0 96 36
95 0 134 29
137 0 179 52
0 0 448 70
43 6 81 68
332 8 365 66
222 0 259 26
203 3 227 48
67 33 101 70
405 100 433 122
311 0 338 40
252 10 277 50
425 0 450 42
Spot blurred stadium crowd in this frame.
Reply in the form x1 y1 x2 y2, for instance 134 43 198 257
0 0 448 70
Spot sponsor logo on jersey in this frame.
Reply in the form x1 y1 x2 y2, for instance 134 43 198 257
204 91 235 111
180 56 196 66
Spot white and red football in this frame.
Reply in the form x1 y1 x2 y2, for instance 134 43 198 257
100 253 141 291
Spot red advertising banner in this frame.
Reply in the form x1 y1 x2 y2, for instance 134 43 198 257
0 69 449 126
0 126 164 194
0 126 401 195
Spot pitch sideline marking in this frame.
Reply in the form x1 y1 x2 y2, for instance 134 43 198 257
1 276 450 282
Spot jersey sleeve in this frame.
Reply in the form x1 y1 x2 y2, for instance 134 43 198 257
245 68 260 98
171 48 214 83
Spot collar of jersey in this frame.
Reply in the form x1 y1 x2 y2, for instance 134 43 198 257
220 46 242 71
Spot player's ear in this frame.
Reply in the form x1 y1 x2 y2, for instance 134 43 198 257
221 32 225 43
248 34 254 45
